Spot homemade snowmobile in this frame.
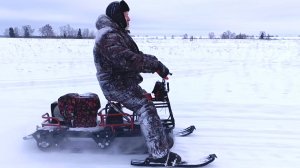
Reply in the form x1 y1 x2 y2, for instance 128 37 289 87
23 78 196 152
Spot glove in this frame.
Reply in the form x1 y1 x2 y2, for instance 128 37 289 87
156 61 169 79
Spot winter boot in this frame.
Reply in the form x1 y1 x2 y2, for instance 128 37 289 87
145 152 182 166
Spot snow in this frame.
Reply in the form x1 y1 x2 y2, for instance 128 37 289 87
1 37 300 168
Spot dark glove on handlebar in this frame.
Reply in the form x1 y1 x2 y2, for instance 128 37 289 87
157 61 169 79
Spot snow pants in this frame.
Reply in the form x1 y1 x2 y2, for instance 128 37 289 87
99 81 169 158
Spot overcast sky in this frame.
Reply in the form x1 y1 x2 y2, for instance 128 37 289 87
1 0 299 36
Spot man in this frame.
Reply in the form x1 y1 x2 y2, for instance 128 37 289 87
93 0 181 165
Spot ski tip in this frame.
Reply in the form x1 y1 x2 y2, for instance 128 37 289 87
191 125 196 130
209 153 218 159
177 125 197 137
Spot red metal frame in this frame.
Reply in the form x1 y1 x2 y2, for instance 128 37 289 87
98 112 135 131
40 111 136 131
41 113 62 127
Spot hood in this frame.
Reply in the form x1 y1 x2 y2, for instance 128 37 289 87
95 14 121 31
95 15 124 42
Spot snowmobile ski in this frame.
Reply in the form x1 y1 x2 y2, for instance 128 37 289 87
176 125 196 137
131 153 217 167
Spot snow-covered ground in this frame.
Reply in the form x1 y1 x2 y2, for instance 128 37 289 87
0 37 300 168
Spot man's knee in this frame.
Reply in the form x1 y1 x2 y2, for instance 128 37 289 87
136 102 157 117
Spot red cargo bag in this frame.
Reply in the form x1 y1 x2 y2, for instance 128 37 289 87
57 93 100 127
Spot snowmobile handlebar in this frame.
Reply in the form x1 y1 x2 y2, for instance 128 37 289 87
161 73 171 93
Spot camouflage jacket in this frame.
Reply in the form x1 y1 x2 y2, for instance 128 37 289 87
93 15 159 90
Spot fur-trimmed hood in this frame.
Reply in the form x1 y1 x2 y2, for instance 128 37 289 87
95 14 125 43
95 14 121 31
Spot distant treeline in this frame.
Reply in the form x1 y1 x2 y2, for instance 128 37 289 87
3 24 275 40
4 24 95 39
197 31 274 40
